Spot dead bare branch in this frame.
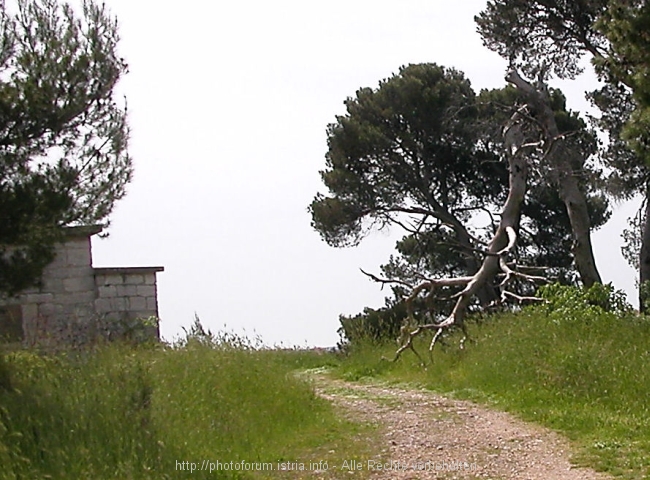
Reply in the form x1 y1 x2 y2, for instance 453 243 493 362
498 257 548 287
378 102 543 364
387 217 421 234
501 290 546 303
370 91 564 365
359 269 413 289
497 226 518 256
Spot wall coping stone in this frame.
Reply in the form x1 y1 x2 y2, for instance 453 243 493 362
64 225 104 238
94 267 165 275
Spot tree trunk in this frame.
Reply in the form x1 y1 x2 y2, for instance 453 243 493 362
505 69 602 287
639 189 650 312
425 197 499 306
556 168 602 287
443 112 529 327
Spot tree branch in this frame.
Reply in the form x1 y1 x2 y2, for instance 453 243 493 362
501 290 546 303
498 256 548 287
359 269 413 289
496 226 517 256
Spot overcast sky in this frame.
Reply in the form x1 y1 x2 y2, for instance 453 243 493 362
89 0 639 346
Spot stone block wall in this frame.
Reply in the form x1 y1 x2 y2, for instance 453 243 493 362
2 226 99 346
94 267 163 340
0 225 164 347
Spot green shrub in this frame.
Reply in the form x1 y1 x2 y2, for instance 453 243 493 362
338 302 407 348
538 282 633 323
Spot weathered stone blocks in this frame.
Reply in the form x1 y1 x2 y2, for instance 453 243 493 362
0 226 164 346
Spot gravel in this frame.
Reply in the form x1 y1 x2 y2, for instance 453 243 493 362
314 375 613 480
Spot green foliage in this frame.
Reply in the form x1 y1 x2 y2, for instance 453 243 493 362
476 0 609 80
337 302 407 348
310 63 502 248
537 282 633 322
595 1 650 163
587 82 643 195
0 0 131 295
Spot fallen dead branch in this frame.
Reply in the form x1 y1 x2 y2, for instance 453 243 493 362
371 103 549 364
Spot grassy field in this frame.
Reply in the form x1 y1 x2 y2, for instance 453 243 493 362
332 285 650 479
0 334 375 480
2 285 650 479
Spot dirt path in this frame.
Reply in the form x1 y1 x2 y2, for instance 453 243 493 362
311 373 613 480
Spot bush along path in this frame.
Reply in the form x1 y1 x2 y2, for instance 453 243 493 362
308 371 612 480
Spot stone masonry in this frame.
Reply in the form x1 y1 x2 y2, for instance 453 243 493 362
0 226 164 347
94 267 162 328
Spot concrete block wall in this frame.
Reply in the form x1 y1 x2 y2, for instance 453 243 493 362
1 227 99 346
0 225 164 347
94 267 162 340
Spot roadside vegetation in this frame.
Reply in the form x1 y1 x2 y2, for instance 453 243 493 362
0 323 375 480
2 285 650 479
333 284 650 479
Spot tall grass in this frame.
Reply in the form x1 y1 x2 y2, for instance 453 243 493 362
334 285 650 479
0 334 366 479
